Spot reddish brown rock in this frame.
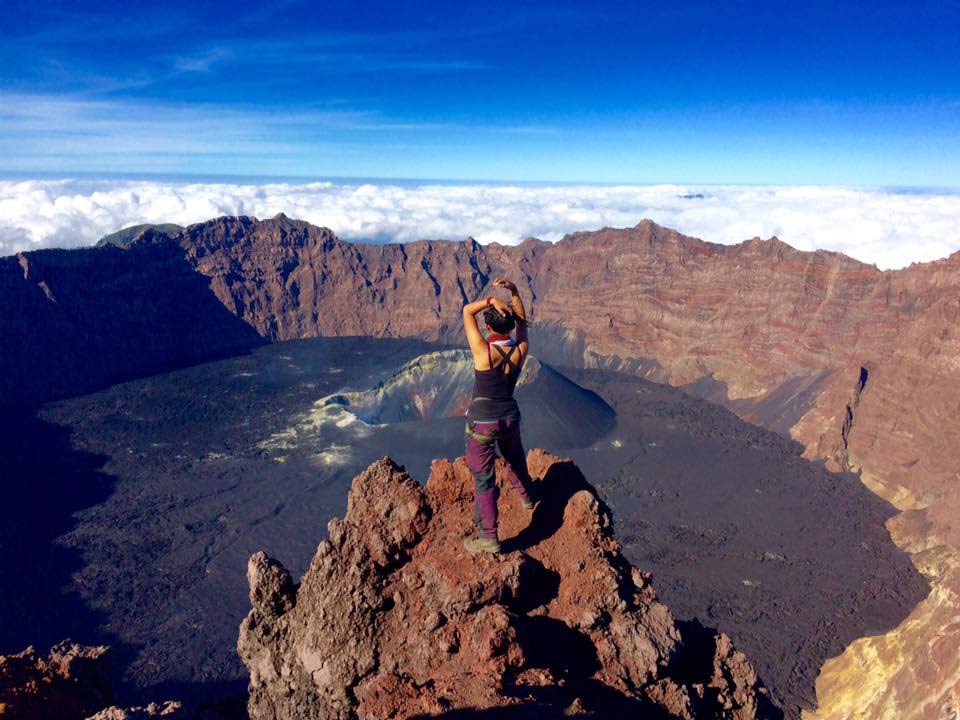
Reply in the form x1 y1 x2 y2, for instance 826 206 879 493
0 642 188 720
238 451 776 719
0 641 112 719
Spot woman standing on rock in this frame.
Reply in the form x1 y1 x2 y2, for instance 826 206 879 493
461 277 537 555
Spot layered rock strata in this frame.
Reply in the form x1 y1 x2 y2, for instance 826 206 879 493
238 450 777 719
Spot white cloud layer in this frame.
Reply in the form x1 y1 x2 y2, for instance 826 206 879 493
1 178 959 269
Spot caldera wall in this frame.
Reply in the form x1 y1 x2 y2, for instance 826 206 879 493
3 214 959 718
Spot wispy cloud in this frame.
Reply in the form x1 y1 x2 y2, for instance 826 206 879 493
3 13 487 104
0 92 556 172
2 179 958 269
163 36 486 75
172 47 236 73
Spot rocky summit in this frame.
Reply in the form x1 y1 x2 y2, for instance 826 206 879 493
238 450 778 719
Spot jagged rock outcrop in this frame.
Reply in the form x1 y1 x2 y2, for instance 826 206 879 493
87 702 185 719
238 450 777 719
0 641 187 720
0 641 112 719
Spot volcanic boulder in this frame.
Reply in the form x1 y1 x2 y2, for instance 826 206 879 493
238 450 777 719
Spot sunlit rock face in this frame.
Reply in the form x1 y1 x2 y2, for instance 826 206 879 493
239 451 776 720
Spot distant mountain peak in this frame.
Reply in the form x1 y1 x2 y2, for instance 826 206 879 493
96 223 183 248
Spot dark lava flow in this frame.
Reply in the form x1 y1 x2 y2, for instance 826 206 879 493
0 338 926 718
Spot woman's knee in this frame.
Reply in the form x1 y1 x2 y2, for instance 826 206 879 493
472 467 497 492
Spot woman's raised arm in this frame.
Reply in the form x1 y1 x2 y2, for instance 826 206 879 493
493 278 528 348
463 296 508 364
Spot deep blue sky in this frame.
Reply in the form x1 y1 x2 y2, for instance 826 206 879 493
2 0 959 184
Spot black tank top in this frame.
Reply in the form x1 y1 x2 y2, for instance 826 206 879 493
468 343 522 422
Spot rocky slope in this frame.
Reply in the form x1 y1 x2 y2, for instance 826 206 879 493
238 450 778 719
0 641 183 719
96 224 183 248
0 641 112 719
3 213 958 717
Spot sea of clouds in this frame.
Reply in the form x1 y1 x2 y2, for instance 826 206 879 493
1 178 958 269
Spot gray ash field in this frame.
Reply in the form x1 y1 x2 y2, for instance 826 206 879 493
0 337 926 717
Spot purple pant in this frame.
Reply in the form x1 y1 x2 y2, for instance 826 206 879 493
465 415 533 540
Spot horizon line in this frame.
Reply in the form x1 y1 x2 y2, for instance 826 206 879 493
2 170 960 194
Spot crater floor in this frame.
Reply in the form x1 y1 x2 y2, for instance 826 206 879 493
0 338 927 717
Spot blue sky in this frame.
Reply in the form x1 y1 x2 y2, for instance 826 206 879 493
2 0 959 184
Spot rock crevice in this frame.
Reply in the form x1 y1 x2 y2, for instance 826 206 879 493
838 365 870 470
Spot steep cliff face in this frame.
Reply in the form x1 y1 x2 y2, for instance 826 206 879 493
238 450 777 719
173 215 506 343
0 235 263 409
7 214 956 423
162 216 947 394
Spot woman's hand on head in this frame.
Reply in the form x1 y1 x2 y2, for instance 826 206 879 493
493 277 517 293
490 297 511 315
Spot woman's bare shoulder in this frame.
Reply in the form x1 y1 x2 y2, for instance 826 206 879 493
472 346 491 370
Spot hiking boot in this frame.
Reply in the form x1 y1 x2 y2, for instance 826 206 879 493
464 536 501 555
521 477 541 510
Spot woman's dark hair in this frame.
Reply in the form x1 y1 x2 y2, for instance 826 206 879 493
483 307 516 334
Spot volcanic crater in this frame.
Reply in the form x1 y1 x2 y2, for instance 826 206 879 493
1 338 925 718
3 213 950 718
